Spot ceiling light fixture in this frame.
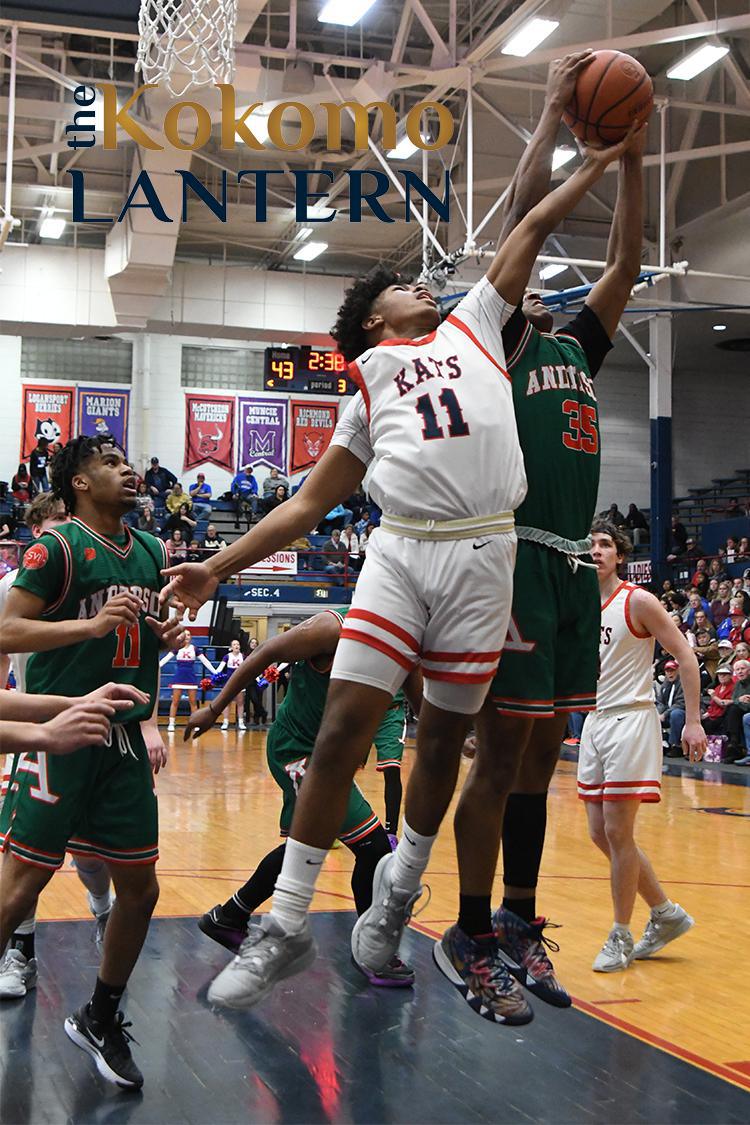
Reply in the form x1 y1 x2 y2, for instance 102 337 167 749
539 262 567 281
387 135 419 160
318 0 377 27
39 214 66 239
295 227 313 241
502 18 559 58
552 147 576 171
666 43 729 81
293 241 328 262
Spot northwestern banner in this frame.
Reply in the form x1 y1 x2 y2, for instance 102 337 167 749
77 387 130 453
184 394 235 473
238 396 287 473
21 383 75 459
290 400 338 474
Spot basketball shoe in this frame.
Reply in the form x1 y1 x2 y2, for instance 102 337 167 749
433 925 533 1025
64 1006 143 1089
198 904 248 953
492 907 571 1008
350 853 424 975
0 949 37 999
207 916 316 1009
633 905 694 959
592 928 634 972
353 954 415 988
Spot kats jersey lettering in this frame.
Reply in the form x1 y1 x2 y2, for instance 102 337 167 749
506 319 601 541
597 581 654 711
345 278 527 522
11 518 168 724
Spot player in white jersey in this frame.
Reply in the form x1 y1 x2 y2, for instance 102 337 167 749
162 129 642 1018
0 494 114 1000
579 522 705 972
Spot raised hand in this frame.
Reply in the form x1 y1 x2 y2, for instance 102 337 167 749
145 613 187 651
546 50 594 111
159 562 218 620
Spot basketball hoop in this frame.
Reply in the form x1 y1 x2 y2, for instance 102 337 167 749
136 0 239 98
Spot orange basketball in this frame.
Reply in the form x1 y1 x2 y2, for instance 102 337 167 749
563 49 653 146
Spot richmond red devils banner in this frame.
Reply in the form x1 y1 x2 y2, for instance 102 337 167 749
184 394 235 472
290 400 338 474
21 384 75 459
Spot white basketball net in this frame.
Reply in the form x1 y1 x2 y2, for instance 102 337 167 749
136 0 239 98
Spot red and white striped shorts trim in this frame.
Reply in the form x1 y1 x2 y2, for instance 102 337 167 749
340 609 420 673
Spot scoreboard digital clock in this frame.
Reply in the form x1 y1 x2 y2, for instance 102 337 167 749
263 346 357 396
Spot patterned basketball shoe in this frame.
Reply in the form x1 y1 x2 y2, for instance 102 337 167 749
633 905 694 959
433 925 533 1025
492 907 571 1008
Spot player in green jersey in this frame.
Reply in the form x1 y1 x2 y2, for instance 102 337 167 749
0 434 183 1090
183 609 420 1000
444 57 645 1013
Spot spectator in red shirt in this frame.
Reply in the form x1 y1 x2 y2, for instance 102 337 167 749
691 558 708 596
702 665 735 737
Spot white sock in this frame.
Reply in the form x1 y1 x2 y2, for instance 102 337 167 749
390 818 436 894
612 921 632 937
15 916 36 936
268 838 327 933
651 899 677 918
88 890 113 917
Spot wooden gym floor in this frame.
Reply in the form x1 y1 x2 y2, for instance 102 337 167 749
6 728 750 1123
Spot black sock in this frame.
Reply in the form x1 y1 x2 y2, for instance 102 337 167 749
11 931 35 961
88 977 125 1025
224 843 286 921
458 894 492 938
382 768 402 834
347 826 391 914
503 895 536 924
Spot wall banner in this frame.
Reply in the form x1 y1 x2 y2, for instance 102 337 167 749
77 387 130 453
238 396 288 473
184 394 235 473
21 383 75 459
289 400 338 474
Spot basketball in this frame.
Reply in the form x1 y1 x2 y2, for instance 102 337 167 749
563 49 654 146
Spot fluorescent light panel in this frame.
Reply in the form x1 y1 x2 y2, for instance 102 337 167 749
666 43 729 81
293 241 328 262
501 18 558 58
552 146 575 171
318 0 377 27
295 227 313 241
538 262 567 281
39 215 66 239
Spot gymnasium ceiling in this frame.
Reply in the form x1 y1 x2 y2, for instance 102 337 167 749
1 0 749 362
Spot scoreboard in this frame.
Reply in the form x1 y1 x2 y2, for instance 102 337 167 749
263 346 357 396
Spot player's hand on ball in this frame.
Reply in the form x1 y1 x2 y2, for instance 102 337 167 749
681 720 706 763
580 120 647 163
183 705 217 741
160 563 219 621
43 700 114 754
546 50 594 111
90 592 142 638
145 614 186 651
83 683 150 713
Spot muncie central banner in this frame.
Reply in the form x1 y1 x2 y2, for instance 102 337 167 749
184 394 235 473
21 384 75 459
289 400 338 474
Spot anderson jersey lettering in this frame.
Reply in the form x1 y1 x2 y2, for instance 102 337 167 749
597 582 654 711
507 319 600 540
11 518 167 723
337 278 526 521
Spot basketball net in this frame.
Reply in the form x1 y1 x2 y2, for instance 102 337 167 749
136 0 239 98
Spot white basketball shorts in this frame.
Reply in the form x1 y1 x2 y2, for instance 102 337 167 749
577 705 663 803
331 526 516 715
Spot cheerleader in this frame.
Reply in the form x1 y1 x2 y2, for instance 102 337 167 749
219 639 246 732
167 631 200 732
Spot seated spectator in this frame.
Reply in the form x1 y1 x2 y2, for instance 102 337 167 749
322 528 346 585
188 473 213 519
667 514 688 559
656 660 686 757
166 527 188 561
202 524 227 554
718 599 750 646
733 641 750 665
135 480 154 516
0 513 16 540
725 537 737 564
262 467 290 499
726 498 742 518
738 537 750 560
694 629 719 679
708 557 727 583
144 456 177 499
231 465 258 528
599 502 626 528
692 609 715 639
702 664 735 738
138 506 159 536
340 523 362 572
166 482 191 515
684 589 710 629
725 658 750 763
359 522 376 559
691 558 709 597
10 464 31 505
717 638 735 667
732 577 750 615
711 581 732 628
684 536 702 560
262 484 288 516
164 502 197 543
625 502 649 544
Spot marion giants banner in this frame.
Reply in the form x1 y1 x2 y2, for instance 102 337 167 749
184 394 235 473
238 397 287 473
77 387 130 453
290 400 338 473
21 384 75 459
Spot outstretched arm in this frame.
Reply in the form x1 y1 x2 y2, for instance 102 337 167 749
584 131 645 339
497 51 593 243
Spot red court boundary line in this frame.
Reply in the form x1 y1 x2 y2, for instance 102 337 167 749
409 918 750 1096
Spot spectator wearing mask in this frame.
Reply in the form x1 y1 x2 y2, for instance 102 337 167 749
624 502 649 545
202 524 227 554
29 437 51 495
322 527 346 585
711 581 732 629
231 465 258 528
166 527 188 561
694 629 720 679
262 467 290 499
164 502 197 544
144 456 177 499
262 484 288 517
11 464 31 505
725 660 750 763
656 661 686 757
702 665 736 737
189 473 213 520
